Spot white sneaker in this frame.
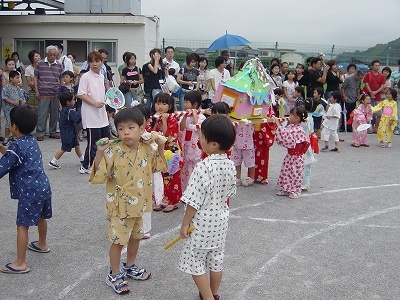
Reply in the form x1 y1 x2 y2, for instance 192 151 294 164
48 161 61 169
79 166 91 174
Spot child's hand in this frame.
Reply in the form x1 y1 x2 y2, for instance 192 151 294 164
192 109 198 116
180 224 191 239
161 113 169 122
96 138 110 151
152 132 167 146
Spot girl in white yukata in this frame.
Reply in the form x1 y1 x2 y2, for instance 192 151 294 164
179 91 205 191
274 107 309 199
302 98 318 191
179 115 236 300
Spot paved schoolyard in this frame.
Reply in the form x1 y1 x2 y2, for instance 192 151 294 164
0 132 400 300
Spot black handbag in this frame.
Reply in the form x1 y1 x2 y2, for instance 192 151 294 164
118 82 130 94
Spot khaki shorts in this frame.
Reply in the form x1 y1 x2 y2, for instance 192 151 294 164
107 215 143 245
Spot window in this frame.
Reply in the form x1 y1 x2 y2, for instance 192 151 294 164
15 39 117 65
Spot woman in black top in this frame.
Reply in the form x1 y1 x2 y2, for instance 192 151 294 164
324 60 342 99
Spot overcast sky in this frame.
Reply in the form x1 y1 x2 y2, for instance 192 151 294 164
142 0 400 48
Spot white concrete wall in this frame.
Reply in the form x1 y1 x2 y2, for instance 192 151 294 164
0 14 158 86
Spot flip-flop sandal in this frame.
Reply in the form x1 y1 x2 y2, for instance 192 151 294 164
162 205 178 213
27 241 50 253
1 263 30 274
153 204 165 211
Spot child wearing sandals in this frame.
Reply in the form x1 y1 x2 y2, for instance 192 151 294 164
0 106 52 274
179 114 236 300
90 108 167 294
274 106 309 199
371 88 398 148
231 122 256 186
351 94 373 147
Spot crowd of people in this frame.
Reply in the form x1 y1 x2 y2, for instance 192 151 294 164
0 44 399 299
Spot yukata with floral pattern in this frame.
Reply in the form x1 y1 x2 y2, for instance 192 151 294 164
154 114 183 206
89 141 167 242
251 107 275 184
371 99 398 144
352 103 373 146
275 124 308 194
180 113 206 191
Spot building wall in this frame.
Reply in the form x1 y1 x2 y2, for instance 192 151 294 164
281 53 305 69
0 14 158 85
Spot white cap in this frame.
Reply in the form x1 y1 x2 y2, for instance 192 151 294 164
318 52 325 56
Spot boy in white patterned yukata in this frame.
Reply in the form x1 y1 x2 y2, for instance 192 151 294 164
179 114 237 300
90 108 167 295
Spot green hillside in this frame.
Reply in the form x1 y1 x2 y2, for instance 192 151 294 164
335 37 400 66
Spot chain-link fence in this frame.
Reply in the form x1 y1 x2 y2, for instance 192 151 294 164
160 38 400 69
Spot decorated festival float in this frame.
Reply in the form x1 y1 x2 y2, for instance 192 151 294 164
213 58 274 122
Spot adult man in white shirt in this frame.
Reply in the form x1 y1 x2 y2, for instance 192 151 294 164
54 43 73 72
209 56 230 102
162 46 180 77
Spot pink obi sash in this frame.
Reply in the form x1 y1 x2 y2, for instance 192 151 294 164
382 107 393 117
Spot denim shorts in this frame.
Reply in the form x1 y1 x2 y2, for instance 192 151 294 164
16 198 52 226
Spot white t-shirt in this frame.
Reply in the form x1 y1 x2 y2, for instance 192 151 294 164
25 65 35 78
58 55 73 72
322 102 341 130
209 68 230 101
162 58 180 76
77 70 108 129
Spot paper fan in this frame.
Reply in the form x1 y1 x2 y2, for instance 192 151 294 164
105 87 125 109
356 124 371 132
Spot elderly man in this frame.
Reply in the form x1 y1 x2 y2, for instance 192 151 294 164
341 70 364 132
34 45 63 141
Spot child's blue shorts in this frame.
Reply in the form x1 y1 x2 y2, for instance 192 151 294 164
16 198 52 226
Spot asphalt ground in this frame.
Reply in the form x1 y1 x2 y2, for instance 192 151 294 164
0 131 400 300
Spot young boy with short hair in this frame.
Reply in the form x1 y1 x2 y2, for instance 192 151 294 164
0 105 52 274
294 86 305 107
90 107 167 294
1 70 26 146
179 114 237 300
321 90 342 152
312 87 327 138
49 91 84 169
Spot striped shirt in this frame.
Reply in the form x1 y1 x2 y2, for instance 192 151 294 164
34 58 63 98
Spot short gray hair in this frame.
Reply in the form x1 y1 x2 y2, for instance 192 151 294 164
355 70 364 77
46 45 58 53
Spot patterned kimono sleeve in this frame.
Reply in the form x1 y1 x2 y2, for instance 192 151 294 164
260 123 275 147
151 148 168 173
165 115 179 142
68 108 82 124
275 125 297 149
393 103 398 121
371 101 384 114
181 162 208 210
0 145 21 179
89 147 115 184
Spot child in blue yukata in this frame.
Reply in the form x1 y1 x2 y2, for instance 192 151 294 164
0 105 52 274
1 70 26 146
49 91 84 169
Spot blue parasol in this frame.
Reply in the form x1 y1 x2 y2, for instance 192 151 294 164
207 32 250 51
